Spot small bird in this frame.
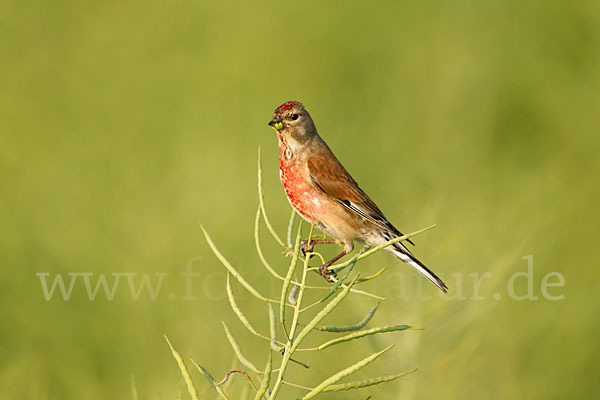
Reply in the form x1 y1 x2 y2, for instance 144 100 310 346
268 101 447 292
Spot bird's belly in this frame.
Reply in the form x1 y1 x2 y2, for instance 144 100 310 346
315 201 367 241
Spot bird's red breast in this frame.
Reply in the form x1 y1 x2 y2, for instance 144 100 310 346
278 134 320 222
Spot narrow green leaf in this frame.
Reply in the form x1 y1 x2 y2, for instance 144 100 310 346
326 264 386 301
254 350 273 400
221 320 259 374
355 267 388 283
291 274 359 353
318 304 379 332
226 274 260 337
322 369 417 392
321 257 357 302
268 304 279 351
163 335 200 400
288 285 299 305
188 357 229 400
255 207 284 280
201 224 266 301
286 210 296 249
279 223 302 334
257 146 287 249
317 325 412 350
301 345 394 399
339 285 385 301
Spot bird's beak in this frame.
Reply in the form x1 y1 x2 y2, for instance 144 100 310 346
268 117 284 131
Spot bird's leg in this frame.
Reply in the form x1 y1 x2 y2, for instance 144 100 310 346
318 241 354 282
301 239 338 257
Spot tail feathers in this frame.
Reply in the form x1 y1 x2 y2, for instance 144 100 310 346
387 242 448 293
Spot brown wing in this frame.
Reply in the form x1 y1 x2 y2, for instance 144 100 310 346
307 152 414 244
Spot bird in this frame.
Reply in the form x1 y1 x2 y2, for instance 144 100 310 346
267 100 447 293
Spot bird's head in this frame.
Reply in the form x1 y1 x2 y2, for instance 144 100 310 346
268 101 317 145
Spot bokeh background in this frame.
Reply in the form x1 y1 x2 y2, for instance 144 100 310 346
2 0 599 399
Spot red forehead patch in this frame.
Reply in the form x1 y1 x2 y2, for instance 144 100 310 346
276 101 300 111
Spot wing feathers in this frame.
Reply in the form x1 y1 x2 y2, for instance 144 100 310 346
307 153 414 245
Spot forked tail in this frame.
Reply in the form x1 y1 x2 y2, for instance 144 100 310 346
385 237 448 293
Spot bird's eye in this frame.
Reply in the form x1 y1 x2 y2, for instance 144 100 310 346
291 114 299 120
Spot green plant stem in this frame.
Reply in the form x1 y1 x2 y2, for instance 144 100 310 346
273 274 362 397
269 226 313 399
282 380 314 390
279 223 303 339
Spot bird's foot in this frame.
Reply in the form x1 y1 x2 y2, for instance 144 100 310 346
301 239 339 257
318 262 337 282
301 240 316 257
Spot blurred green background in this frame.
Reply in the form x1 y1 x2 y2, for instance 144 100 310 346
2 0 599 398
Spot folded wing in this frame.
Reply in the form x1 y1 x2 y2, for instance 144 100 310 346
307 153 414 246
